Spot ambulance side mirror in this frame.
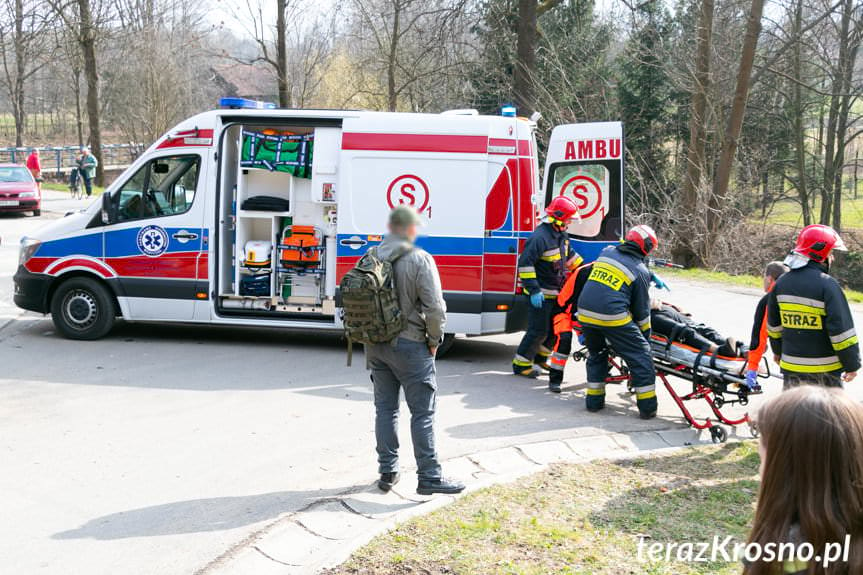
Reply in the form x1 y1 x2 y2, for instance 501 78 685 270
101 192 114 225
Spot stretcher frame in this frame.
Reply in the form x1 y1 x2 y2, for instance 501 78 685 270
574 334 767 443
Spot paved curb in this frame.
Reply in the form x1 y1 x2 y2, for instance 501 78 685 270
200 425 743 575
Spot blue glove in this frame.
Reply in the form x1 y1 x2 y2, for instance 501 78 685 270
744 370 760 391
577 331 586 346
651 272 670 291
529 292 544 309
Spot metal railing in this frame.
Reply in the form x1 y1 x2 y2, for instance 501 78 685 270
0 143 146 177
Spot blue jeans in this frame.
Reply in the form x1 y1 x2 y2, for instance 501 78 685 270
367 338 442 481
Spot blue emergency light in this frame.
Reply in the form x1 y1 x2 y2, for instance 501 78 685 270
500 104 517 117
219 97 277 110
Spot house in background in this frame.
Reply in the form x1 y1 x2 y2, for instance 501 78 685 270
210 61 278 103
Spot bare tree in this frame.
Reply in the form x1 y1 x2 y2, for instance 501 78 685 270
673 0 714 266
349 0 474 111
710 0 765 236
513 0 562 116
0 0 50 146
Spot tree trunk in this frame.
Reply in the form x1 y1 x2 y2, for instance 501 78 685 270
78 0 102 185
386 0 401 112
673 0 714 266
830 18 860 231
73 67 84 147
791 0 811 226
760 169 769 218
276 0 289 107
709 0 764 234
514 0 537 116
12 0 25 147
819 0 853 225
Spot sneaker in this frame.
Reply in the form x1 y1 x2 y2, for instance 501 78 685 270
377 472 400 492
417 477 465 495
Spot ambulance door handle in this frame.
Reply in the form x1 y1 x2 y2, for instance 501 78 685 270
172 232 198 241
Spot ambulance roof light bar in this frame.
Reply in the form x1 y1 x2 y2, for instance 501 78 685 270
500 104 517 117
219 97 277 110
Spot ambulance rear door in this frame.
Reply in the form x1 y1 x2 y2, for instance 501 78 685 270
542 122 624 263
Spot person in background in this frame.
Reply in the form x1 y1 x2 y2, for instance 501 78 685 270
79 147 98 197
767 224 859 388
512 196 582 379
577 225 658 418
366 206 464 496
744 261 789 391
745 386 863 575
26 149 42 192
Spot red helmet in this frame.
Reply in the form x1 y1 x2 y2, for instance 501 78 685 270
625 224 658 255
545 195 579 224
793 224 847 263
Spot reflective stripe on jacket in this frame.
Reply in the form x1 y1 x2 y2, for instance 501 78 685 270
576 244 652 336
767 260 860 374
517 222 583 297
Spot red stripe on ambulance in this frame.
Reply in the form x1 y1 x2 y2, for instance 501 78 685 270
342 133 488 154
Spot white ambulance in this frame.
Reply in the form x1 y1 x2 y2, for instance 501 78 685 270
13 99 624 349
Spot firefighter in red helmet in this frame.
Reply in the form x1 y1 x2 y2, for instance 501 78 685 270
513 195 583 381
576 225 658 418
767 224 859 388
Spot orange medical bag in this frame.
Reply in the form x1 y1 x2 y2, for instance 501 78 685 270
279 226 321 267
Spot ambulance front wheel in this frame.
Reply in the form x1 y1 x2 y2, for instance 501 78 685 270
51 277 115 340
435 333 456 358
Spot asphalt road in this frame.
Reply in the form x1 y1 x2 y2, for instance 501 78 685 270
2 193 861 575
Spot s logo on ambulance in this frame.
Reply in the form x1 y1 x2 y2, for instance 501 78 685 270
387 174 431 217
137 225 169 257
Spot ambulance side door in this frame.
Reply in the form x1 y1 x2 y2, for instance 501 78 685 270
100 152 207 320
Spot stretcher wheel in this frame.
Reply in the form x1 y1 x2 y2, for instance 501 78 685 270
710 425 728 444
748 421 760 438
713 395 725 408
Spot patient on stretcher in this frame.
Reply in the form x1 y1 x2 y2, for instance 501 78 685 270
650 299 744 358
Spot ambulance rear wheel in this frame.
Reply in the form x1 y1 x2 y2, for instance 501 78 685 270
435 333 456 358
51 277 115 340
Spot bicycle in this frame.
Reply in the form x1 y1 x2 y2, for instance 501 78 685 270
68 167 84 200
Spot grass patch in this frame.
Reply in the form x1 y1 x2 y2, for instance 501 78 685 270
661 267 863 304
328 443 761 575
41 181 105 196
759 194 863 230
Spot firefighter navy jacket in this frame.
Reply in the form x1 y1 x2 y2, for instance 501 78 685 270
767 261 860 375
517 222 582 297
576 243 652 336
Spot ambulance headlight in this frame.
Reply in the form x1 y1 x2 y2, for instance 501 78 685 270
19 237 41 266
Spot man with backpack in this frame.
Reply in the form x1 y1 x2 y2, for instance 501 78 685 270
341 205 464 496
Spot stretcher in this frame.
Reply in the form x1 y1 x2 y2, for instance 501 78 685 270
574 334 767 443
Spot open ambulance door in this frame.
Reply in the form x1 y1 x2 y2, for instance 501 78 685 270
542 122 624 263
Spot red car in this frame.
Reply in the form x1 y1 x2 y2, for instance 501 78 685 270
0 163 41 216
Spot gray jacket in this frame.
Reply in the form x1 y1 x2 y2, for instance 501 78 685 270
376 234 447 346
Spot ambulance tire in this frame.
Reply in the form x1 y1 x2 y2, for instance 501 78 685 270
435 333 456 358
51 277 115 340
